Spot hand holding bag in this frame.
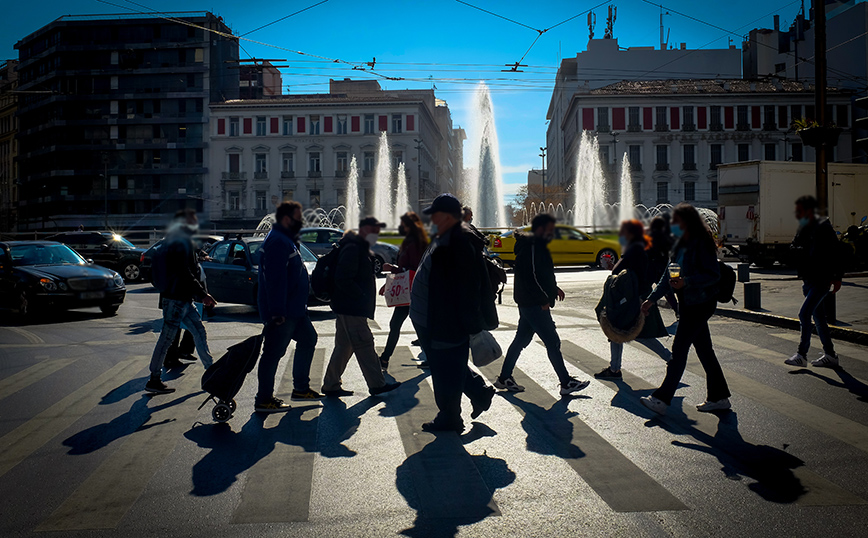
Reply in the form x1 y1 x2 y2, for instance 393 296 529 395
469 330 502 367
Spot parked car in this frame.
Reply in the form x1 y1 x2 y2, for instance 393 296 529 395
45 231 145 282
0 241 126 318
488 225 620 267
140 234 223 283
299 227 399 274
200 237 323 307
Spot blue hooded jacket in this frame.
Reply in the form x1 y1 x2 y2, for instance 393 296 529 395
257 225 309 322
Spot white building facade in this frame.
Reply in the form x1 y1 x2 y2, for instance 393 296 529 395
562 79 853 209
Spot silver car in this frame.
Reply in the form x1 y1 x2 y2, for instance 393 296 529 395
299 227 398 274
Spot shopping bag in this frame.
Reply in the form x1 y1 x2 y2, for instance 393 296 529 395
470 330 502 367
384 271 414 307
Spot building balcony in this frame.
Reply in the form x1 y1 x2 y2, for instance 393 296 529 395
363 170 373 177
736 123 750 131
253 172 268 180
627 124 641 132
308 170 322 178
682 162 697 171
763 123 778 131
222 172 246 180
335 169 348 177
629 163 642 171
222 209 243 219
655 163 670 171
597 124 611 133
682 123 696 132
654 124 670 132
710 162 720 171
710 123 723 132
280 171 295 179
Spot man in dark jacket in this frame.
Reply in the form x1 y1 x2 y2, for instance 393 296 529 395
254 201 322 413
785 195 844 368
493 214 590 396
146 209 216 394
322 216 401 397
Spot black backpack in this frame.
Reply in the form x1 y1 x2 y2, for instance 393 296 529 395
716 261 738 304
311 245 341 300
150 241 170 293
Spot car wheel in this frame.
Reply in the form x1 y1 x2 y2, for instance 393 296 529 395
372 255 384 275
596 249 619 269
122 262 141 282
491 256 505 269
100 304 120 315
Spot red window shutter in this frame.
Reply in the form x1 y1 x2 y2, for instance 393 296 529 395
697 107 707 129
270 117 279 134
582 108 594 131
643 108 653 130
351 116 360 132
751 106 761 129
217 118 225 135
243 117 252 134
778 106 788 128
379 115 388 131
669 108 680 130
297 117 306 133
612 108 625 130
406 114 415 131
724 107 734 129
324 116 333 133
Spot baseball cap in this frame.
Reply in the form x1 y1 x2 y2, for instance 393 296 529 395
359 216 387 228
422 193 462 215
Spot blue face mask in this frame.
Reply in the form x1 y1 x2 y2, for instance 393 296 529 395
618 236 628 248
429 223 439 236
798 217 810 228
671 224 684 238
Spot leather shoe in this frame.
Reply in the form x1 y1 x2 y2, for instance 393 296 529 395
470 386 496 419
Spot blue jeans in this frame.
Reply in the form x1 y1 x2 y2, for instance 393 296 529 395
609 338 672 371
257 315 318 402
500 305 571 385
150 298 213 377
798 281 836 356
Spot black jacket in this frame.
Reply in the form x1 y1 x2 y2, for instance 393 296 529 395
791 217 844 283
612 242 653 297
425 222 485 344
513 232 557 307
162 232 207 303
330 232 376 319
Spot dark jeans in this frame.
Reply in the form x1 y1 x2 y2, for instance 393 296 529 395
257 315 318 403
380 306 410 361
500 305 571 385
798 281 835 356
414 323 489 430
167 330 195 361
653 299 730 405
665 292 680 318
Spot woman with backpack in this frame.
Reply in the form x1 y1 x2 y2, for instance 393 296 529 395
595 219 671 379
639 203 731 415
379 212 429 369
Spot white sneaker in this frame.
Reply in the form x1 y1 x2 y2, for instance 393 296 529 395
696 398 732 412
560 378 590 396
784 353 807 367
640 395 667 415
493 376 525 392
811 353 839 368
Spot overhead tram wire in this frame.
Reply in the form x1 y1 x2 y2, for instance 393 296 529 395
239 0 329 37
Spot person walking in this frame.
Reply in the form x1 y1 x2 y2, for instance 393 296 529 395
410 194 495 433
321 216 401 398
255 201 323 413
146 209 216 394
785 195 844 368
639 203 731 415
595 219 671 379
492 213 590 396
164 247 212 369
648 216 679 320
379 212 429 370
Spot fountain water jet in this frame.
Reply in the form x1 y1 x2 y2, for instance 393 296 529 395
344 155 361 230
466 82 506 228
572 131 609 230
618 152 634 223
393 162 409 226
374 131 393 226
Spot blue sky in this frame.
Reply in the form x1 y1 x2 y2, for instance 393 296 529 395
2 0 809 199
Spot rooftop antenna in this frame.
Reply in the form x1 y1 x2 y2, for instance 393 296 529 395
604 5 617 39
660 6 671 50
588 11 596 41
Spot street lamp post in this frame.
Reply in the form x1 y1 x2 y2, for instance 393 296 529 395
539 146 546 207
414 138 423 203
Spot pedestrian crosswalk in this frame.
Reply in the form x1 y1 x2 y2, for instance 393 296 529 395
1 321 868 535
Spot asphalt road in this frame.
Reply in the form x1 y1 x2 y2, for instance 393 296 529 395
1 268 867 537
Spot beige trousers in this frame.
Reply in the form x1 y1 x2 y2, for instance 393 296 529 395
322 314 386 391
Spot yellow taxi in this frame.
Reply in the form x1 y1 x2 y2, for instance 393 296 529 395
488 224 621 267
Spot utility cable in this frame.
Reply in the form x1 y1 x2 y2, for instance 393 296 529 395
240 1 329 37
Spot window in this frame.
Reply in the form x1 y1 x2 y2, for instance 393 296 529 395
255 191 267 210
657 182 668 203
628 145 641 170
392 114 403 134
337 114 347 134
256 116 266 136
683 106 694 129
764 143 777 161
710 144 723 169
308 152 321 172
683 144 696 170
711 180 718 201
655 107 668 131
229 117 239 137
282 116 293 135
790 105 802 126
309 115 320 135
281 152 294 172
392 150 404 170
737 106 749 129
255 153 267 173
336 151 348 173
310 190 321 208
282 189 294 202
764 105 776 130
774 62 786 73
628 107 640 130
791 142 804 162
599 145 610 166
178 124 186 138
632 182 641 202
227 190 241 210
211 242 230 264
655 145 668 170
597 107 609 132
364 114 375 134
684 182 695 201
738 143 750 162
710 106 722 130
836 105 849 128
363 151 375 171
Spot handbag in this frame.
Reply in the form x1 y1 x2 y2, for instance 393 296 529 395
469 330 502 367
384 270 415 307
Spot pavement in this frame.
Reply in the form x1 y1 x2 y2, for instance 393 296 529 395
0 269 867 537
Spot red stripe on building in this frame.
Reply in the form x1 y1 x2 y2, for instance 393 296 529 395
297 117 306 133
379 115 388 131
270 117 279 134
582 108 594 131
351 116 360 132
242 118 252 134
643 108 653 130
324 116 333 133
724 107 734 129
217 118 225 135
697 107 707 129
612 108 625 130
669 107 680 130
406 114 415 131
751 106 761 129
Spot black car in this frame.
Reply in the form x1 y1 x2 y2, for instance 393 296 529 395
0 241 126 318
45 231 145 282
201 238 322 307
140 234 223 283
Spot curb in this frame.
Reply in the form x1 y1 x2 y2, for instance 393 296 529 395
714 307 868 346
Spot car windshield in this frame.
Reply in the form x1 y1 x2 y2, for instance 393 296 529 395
10 244 86 266
299 244 317 263
248 241 263 265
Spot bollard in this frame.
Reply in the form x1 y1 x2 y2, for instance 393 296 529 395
824 292 837 324
737 263 750 283
744 282 761 311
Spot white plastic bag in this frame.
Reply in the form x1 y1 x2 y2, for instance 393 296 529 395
469 331 502 367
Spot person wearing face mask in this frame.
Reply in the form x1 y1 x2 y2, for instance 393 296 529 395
146 208 217 394
648 216 680 320
492 213 590 396
785 195 844 368
639 203 731 415
254 201 323 413
321 216 401 398
595 220 671 379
